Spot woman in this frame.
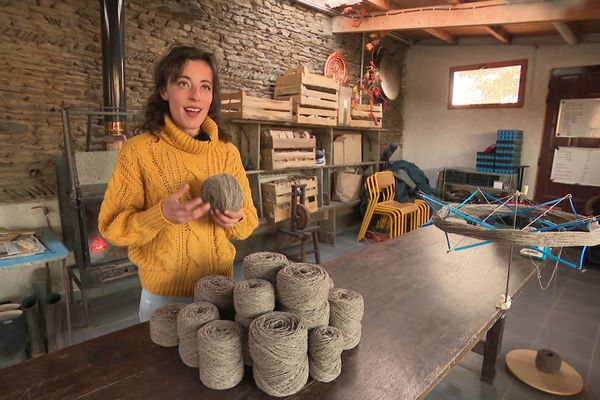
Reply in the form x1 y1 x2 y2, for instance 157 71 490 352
99 46 259 321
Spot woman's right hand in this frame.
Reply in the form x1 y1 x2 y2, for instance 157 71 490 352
161 183 210 224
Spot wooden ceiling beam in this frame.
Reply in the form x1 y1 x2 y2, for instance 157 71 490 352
484 25 511 44
553 21 578 45
364 0 390 11
423 28 456 44
332 0 600 33
446 0 461 4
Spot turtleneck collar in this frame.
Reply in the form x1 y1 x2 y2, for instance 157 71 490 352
160 115 219 154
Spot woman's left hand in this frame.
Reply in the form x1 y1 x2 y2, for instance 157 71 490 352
210 209 244 229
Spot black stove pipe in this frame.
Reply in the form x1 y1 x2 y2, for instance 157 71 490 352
100 0 126 146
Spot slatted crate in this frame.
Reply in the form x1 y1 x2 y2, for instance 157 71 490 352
260 129 316 170
221 91 293 122
261 175 318 223
274 66 339 126
349 103 383 128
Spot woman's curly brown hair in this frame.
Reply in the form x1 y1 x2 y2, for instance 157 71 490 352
141 45 230 142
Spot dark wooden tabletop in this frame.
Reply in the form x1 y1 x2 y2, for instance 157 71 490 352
0 226 537 400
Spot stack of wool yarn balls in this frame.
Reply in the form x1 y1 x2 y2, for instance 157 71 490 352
149 251 364 397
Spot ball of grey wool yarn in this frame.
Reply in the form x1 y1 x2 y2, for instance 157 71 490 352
249 311 309 397
234 279 276 318
243 252 289 284
308 326 344 382
177 302 220 367
194 275 235 313
277 263 330 311
149 303 187 347
328 288 364 350
200 173 244 212
197 320 245 390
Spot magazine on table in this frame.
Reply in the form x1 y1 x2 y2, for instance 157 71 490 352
0 231 47 260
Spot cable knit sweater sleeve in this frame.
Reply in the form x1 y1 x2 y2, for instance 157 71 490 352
98 139 173 247
224 143 259 240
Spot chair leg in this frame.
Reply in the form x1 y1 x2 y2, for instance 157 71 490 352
312 231 321 264
300 234 307 262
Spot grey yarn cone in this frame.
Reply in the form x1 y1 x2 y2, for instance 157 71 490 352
44 293 65 352
0 310 27 368
21 296 46 356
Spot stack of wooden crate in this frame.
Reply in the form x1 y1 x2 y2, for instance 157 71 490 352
261 175 318 223
220 91 293 122
275 66 339 126
349 103 383 128
260 129 316 170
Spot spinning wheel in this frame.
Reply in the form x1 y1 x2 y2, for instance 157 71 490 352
274 184 321 264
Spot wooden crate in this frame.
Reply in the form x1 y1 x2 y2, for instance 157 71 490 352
220 91 293 122
261 129 316 150
261 176 318 223
260 149 315 170
262 175 318 203
260 129 316 170
349 103 383 128
274 68 339 126
294 104 337 126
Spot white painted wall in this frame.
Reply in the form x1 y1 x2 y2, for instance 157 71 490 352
402 43 600 197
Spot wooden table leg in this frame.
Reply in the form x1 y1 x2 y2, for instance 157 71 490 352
62 259 72 345
481 312 506 383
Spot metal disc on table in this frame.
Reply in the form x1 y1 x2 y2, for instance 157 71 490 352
295 204 310 230
505 349 584 396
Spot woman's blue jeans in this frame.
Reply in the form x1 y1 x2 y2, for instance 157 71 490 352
138 288 193 322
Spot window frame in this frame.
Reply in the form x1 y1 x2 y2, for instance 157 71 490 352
447 59 528 110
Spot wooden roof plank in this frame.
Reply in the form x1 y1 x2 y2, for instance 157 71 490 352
365 0 391 11
423 28 456 44
332 0 600 33
484 25 511 44
553 21 578 45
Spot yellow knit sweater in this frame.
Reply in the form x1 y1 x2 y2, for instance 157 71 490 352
98 115 259 296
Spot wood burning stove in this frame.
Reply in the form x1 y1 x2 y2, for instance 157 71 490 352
56 107 142 286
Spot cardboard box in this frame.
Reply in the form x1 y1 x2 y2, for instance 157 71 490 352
333 134 362 165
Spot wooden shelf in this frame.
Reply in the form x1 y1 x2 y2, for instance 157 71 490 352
226 118 388 132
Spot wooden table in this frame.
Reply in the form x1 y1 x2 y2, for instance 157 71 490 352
0 227 536 400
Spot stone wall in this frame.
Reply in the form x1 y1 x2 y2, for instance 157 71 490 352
0 0 405 202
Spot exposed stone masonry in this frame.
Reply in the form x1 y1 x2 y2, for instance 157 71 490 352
0 0 404 202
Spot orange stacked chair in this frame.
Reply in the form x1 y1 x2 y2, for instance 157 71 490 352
357 171 422 241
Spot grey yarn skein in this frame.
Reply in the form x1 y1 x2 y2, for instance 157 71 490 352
149 303 187 347
328 288 364 350
234 279 275 318
308 326 344 382
249 311 309 397
194 275 235 312
243 252 289 284
176 302 220 367
200 173 244 212
277 263 330 311
234 315 254 367
197 320 244 390
329 288 365 350
280 301 330 330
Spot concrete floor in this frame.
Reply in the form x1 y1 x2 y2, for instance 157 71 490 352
67 231 600 400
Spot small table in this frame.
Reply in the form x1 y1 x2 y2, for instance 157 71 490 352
0 228 72 344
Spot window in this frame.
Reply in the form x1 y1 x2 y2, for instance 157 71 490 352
448 59 527 109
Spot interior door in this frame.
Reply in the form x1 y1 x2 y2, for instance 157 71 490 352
534 65 600 213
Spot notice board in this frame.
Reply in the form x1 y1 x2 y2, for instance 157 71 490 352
550 147 600 187
556 98 600 138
